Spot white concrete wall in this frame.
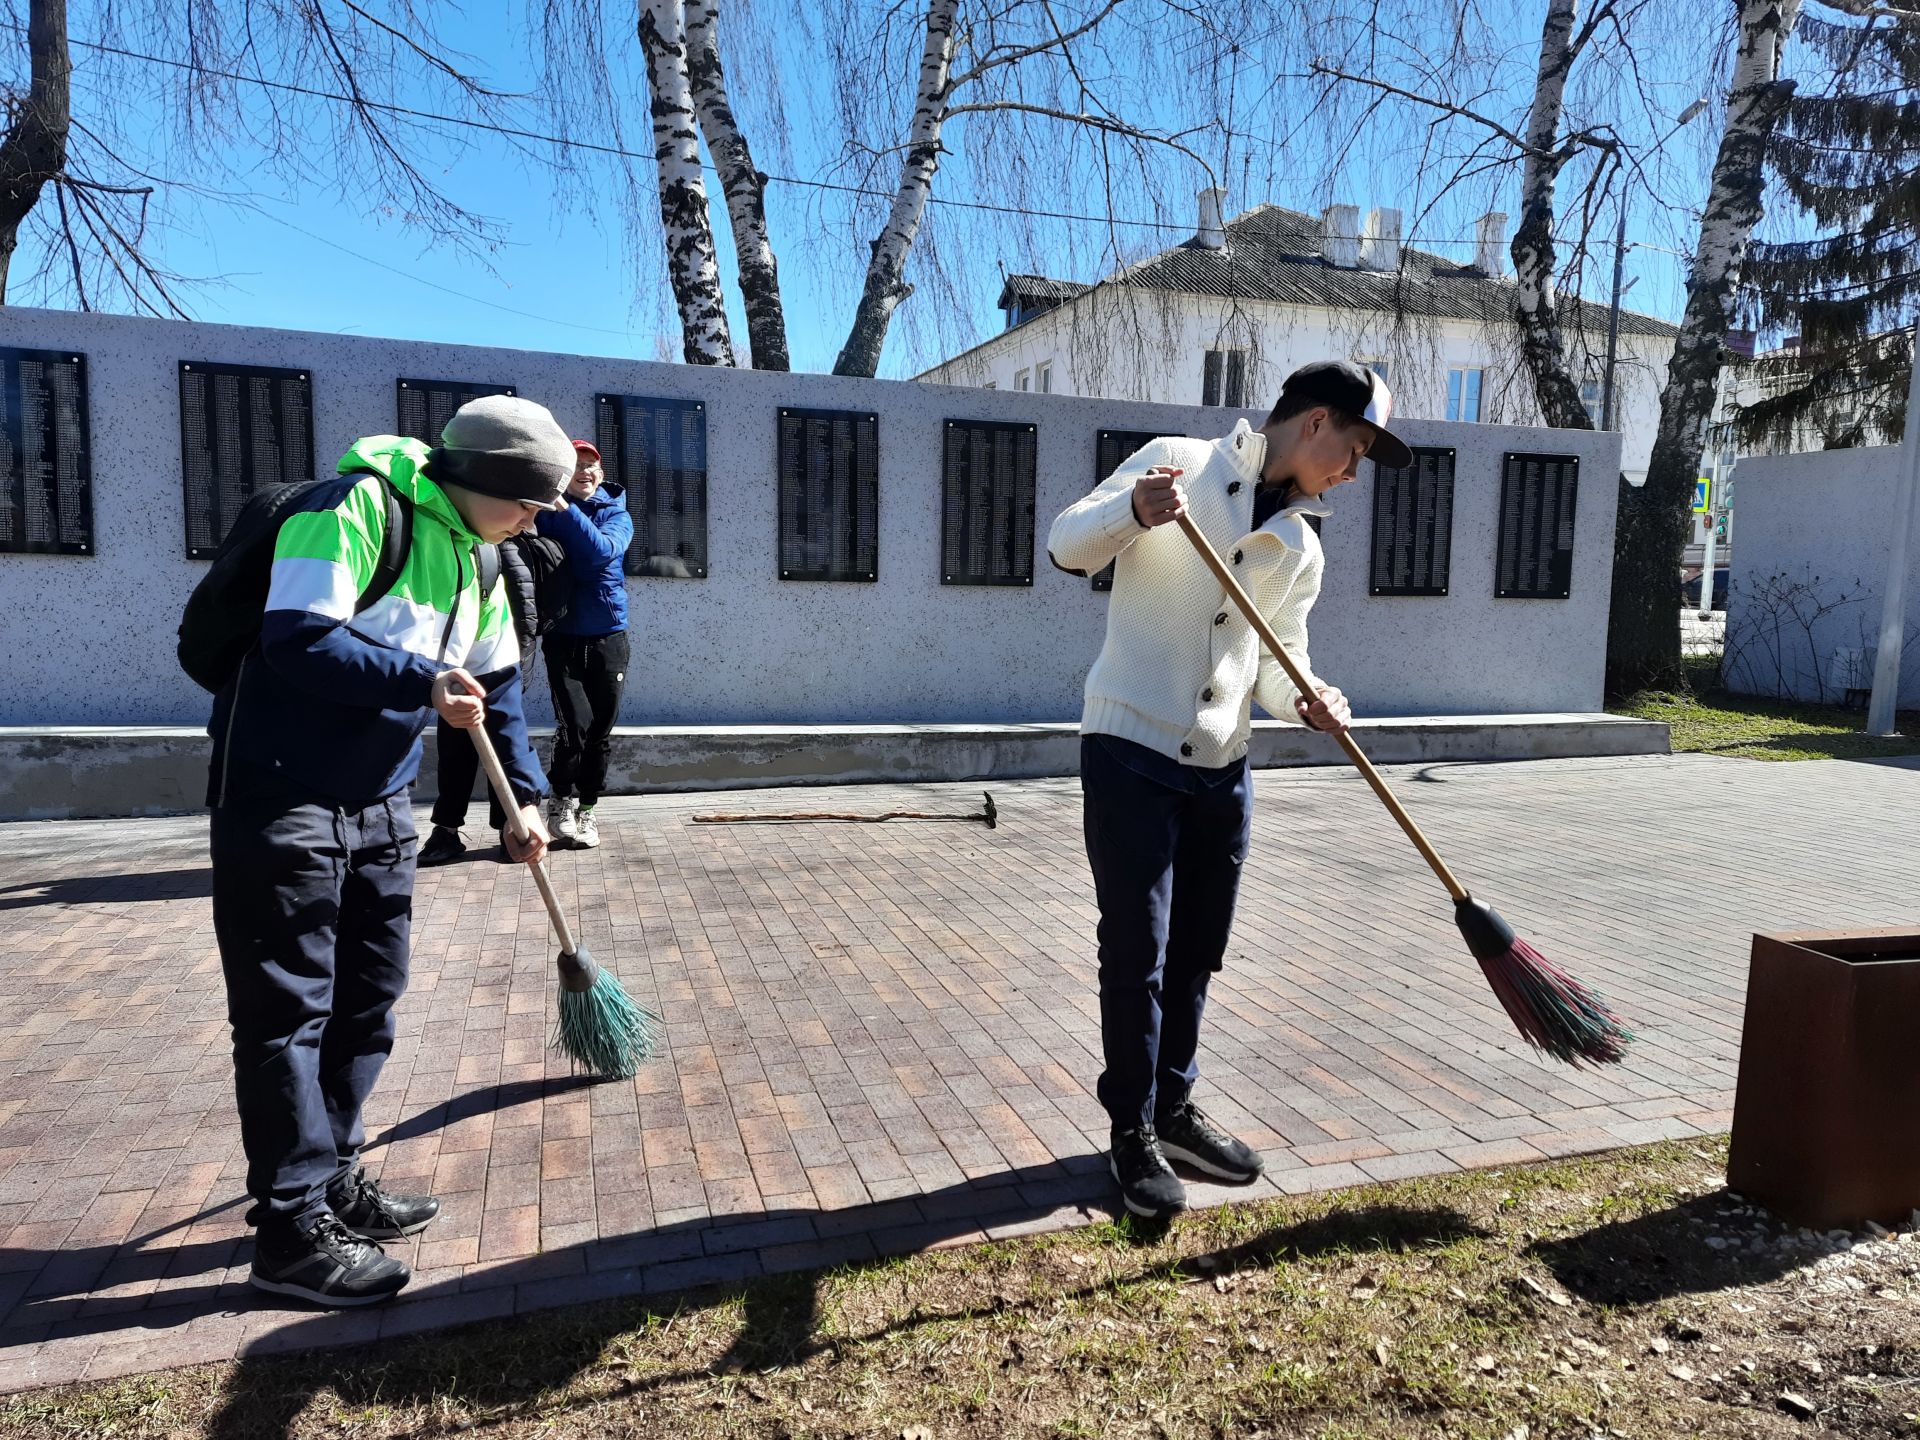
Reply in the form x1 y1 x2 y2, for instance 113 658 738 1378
1723 445 1920 706
0 306 1623 728
918 286 1672 484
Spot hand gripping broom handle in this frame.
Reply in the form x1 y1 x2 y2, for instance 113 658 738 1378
465 720 582 957
1175 512 1469 903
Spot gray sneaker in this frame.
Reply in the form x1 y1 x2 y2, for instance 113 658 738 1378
250 1213 411 1307
551 796 579 846
574 807 600 848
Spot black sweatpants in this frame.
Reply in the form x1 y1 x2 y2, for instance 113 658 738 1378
1080 733 1252 1133
429 718 509 832
546 630 628 806
211 789 415 1236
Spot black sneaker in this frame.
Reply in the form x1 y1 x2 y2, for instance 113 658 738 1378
1110 1126 1187 1220
251 1213 411 1307
418 825 466 867
1155 1100 1264 1182
330 1170 441 1239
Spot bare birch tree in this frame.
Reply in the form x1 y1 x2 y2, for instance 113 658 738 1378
1 0 515 315
686 0 787 368
824 0 1219 377
639 0 736 364
1608 0 1803 694
0 0 69 301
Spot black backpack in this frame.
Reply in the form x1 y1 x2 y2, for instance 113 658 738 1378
177 472 412 693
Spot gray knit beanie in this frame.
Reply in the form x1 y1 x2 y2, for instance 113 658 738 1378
430 395 576 509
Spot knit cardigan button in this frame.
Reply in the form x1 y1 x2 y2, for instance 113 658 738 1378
1180 743 1194 757
1227 481 1241 495
1232 549 1243 564
1214 612 1227 625
1201 688 1213 702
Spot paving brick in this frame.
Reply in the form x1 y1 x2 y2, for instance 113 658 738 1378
7 755 1917 1390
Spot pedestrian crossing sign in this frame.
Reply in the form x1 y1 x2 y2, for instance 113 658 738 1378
1692 478 1711 513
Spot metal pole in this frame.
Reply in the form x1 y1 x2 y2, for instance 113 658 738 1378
1865 317 1920 736
1697 368 1725 618
1602 208 1627 431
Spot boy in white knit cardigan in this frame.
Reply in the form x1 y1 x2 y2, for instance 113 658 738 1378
1047 360 1412 1220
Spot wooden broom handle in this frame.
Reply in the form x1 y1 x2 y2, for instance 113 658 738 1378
1174 511 1469 902
465 717 582 956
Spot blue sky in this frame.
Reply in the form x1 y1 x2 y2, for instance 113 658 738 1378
2 0 1755 376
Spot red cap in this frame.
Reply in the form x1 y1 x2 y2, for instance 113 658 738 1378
572 439 601 460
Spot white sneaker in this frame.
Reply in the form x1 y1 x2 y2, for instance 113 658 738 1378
551 797 579 846
574 807 600 849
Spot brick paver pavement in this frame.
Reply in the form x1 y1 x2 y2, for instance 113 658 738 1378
2 752 1917 1392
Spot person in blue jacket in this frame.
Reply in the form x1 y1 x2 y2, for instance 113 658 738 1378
537 439 632 849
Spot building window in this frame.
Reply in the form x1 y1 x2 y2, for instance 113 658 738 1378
1202 349 1248 407
1037 362 1053 394
1360 358 1390 385
1580 377 1603 426
1446 367 1484 423
1015 369 1031 392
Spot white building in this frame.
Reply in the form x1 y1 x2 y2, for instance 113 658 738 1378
917 193 1680 486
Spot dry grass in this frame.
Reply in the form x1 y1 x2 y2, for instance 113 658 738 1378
6 1137 1920 1439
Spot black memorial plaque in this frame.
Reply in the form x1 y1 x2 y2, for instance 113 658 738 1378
598 394 708 579
1368 446 1455 596
777 407 878 582
0 347 93 554
179 361 315 558
1090 429 1179 591
396 377 515 444
941 419 1036 586
1495 451 1579 599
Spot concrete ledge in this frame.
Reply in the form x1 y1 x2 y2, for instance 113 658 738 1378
0 714 1668 821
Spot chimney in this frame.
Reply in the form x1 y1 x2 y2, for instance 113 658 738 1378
1320 204 1360 268
1474 211 1508 276
1195 187 1228 249
1360 207 1403 270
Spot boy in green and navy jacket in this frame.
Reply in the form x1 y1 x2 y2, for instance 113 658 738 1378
209 396 570 1308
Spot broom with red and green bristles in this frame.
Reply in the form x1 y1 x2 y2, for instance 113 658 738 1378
1177 513 1632 1067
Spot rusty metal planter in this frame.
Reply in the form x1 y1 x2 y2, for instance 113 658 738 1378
1727 929 1920 1229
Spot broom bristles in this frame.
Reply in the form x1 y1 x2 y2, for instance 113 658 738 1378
1478 935 1632 1066
552 970 663 1079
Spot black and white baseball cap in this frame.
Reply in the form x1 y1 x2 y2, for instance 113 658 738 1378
1280 360 1413 470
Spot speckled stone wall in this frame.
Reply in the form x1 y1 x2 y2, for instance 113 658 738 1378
1726 445 1918 706
0 307 1621 727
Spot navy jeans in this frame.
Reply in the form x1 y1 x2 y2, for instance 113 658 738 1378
210 788 415 1235
1081 733 1252 1133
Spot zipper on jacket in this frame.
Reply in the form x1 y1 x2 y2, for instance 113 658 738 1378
215 654 248 807
437 534 466 664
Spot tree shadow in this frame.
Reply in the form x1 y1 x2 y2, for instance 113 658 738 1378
193 1186 1485 1439
1528 1190 1819 1305
0 868 214 910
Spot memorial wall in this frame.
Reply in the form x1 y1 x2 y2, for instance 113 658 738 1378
0 307 1622 728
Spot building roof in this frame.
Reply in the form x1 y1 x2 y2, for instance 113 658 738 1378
980 202 1678 345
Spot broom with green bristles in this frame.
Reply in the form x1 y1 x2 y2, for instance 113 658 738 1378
1177 513 1632 1067
467 720 661 1079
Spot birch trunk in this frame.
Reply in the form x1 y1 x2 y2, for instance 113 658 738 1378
1509 0 1594 431
0 0 72 301
1606 0 1801 695
685 0 788 370
638 0 735 365
832 0 960 378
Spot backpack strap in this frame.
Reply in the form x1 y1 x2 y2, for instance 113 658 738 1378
477 542 501 602
351 471 414 615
